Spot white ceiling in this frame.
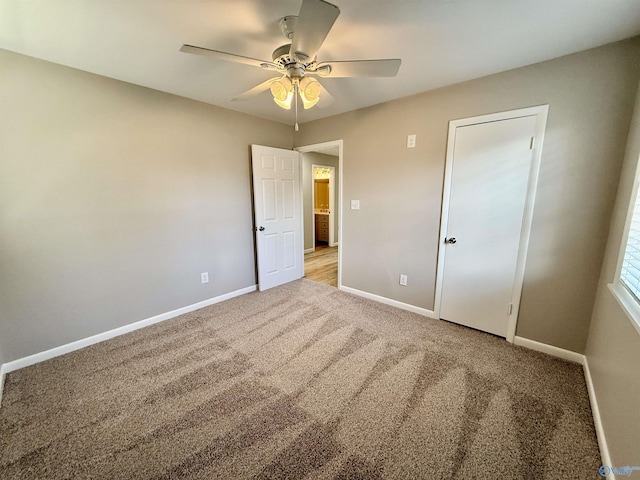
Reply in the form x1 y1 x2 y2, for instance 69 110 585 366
2 1 640 126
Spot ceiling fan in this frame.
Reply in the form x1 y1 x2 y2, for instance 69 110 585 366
180 0 401 128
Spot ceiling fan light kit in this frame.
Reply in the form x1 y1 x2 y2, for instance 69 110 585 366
299 77 321 108
270 77 294 109
180 0 402 127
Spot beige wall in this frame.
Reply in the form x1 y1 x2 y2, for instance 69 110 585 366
585 80 640 465
0 49 292 362
295 38 640 353
301 152 339 250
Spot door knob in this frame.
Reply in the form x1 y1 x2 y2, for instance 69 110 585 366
445 237 457 244
257 226 265 232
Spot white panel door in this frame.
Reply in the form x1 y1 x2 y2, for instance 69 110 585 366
251 145 303 291
439 115 538 337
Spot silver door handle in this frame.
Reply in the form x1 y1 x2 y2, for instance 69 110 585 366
445 237 457 244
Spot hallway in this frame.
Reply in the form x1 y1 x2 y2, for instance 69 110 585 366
304 246 338 287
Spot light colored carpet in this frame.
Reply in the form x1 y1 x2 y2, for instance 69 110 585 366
0 279 600 479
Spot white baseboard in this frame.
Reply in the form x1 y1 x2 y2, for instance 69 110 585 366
583 357 614 479
0 284 256 407
0 364 7 409
512 336 585 364
339 285 437 319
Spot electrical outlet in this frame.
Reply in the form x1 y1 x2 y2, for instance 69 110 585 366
399 274 408 286
201 272 209 284
407 134 416 148
350 200 360 210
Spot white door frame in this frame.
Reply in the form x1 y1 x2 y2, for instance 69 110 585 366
434 105 549 343
310 164 336 248
296 140 343 289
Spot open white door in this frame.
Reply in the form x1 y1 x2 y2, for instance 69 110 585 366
251 145 303 291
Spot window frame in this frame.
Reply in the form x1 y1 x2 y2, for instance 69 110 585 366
610 164 640 337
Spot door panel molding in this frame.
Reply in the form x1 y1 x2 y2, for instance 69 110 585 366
434 105 549 342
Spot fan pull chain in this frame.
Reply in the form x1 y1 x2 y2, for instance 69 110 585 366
294 83 299 132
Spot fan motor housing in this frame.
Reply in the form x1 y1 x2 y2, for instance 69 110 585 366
272 44 294 64
272 44 314 79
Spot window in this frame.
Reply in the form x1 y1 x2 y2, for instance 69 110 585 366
620 189 640 300
610 168 640 336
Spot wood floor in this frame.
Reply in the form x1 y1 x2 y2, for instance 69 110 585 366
304 245 338 287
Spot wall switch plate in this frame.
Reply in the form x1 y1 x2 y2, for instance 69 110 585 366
350 200 360 210
399 274 408 286
201 272 209 284
407 134 416 148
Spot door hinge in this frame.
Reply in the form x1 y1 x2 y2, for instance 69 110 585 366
508 303 513 315
529 136 535 150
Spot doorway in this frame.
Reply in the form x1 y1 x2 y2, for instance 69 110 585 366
296 141 342 288
311 165 336 248
434 106 548 341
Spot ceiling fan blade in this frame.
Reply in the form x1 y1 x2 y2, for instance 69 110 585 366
290 0 340 62
315 59 402 78
180 44 278 70
231 77 281 101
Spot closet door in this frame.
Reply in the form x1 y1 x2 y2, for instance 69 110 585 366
438 113 541 337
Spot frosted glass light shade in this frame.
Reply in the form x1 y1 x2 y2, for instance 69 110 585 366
299 77 321 109
270 77 293 109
